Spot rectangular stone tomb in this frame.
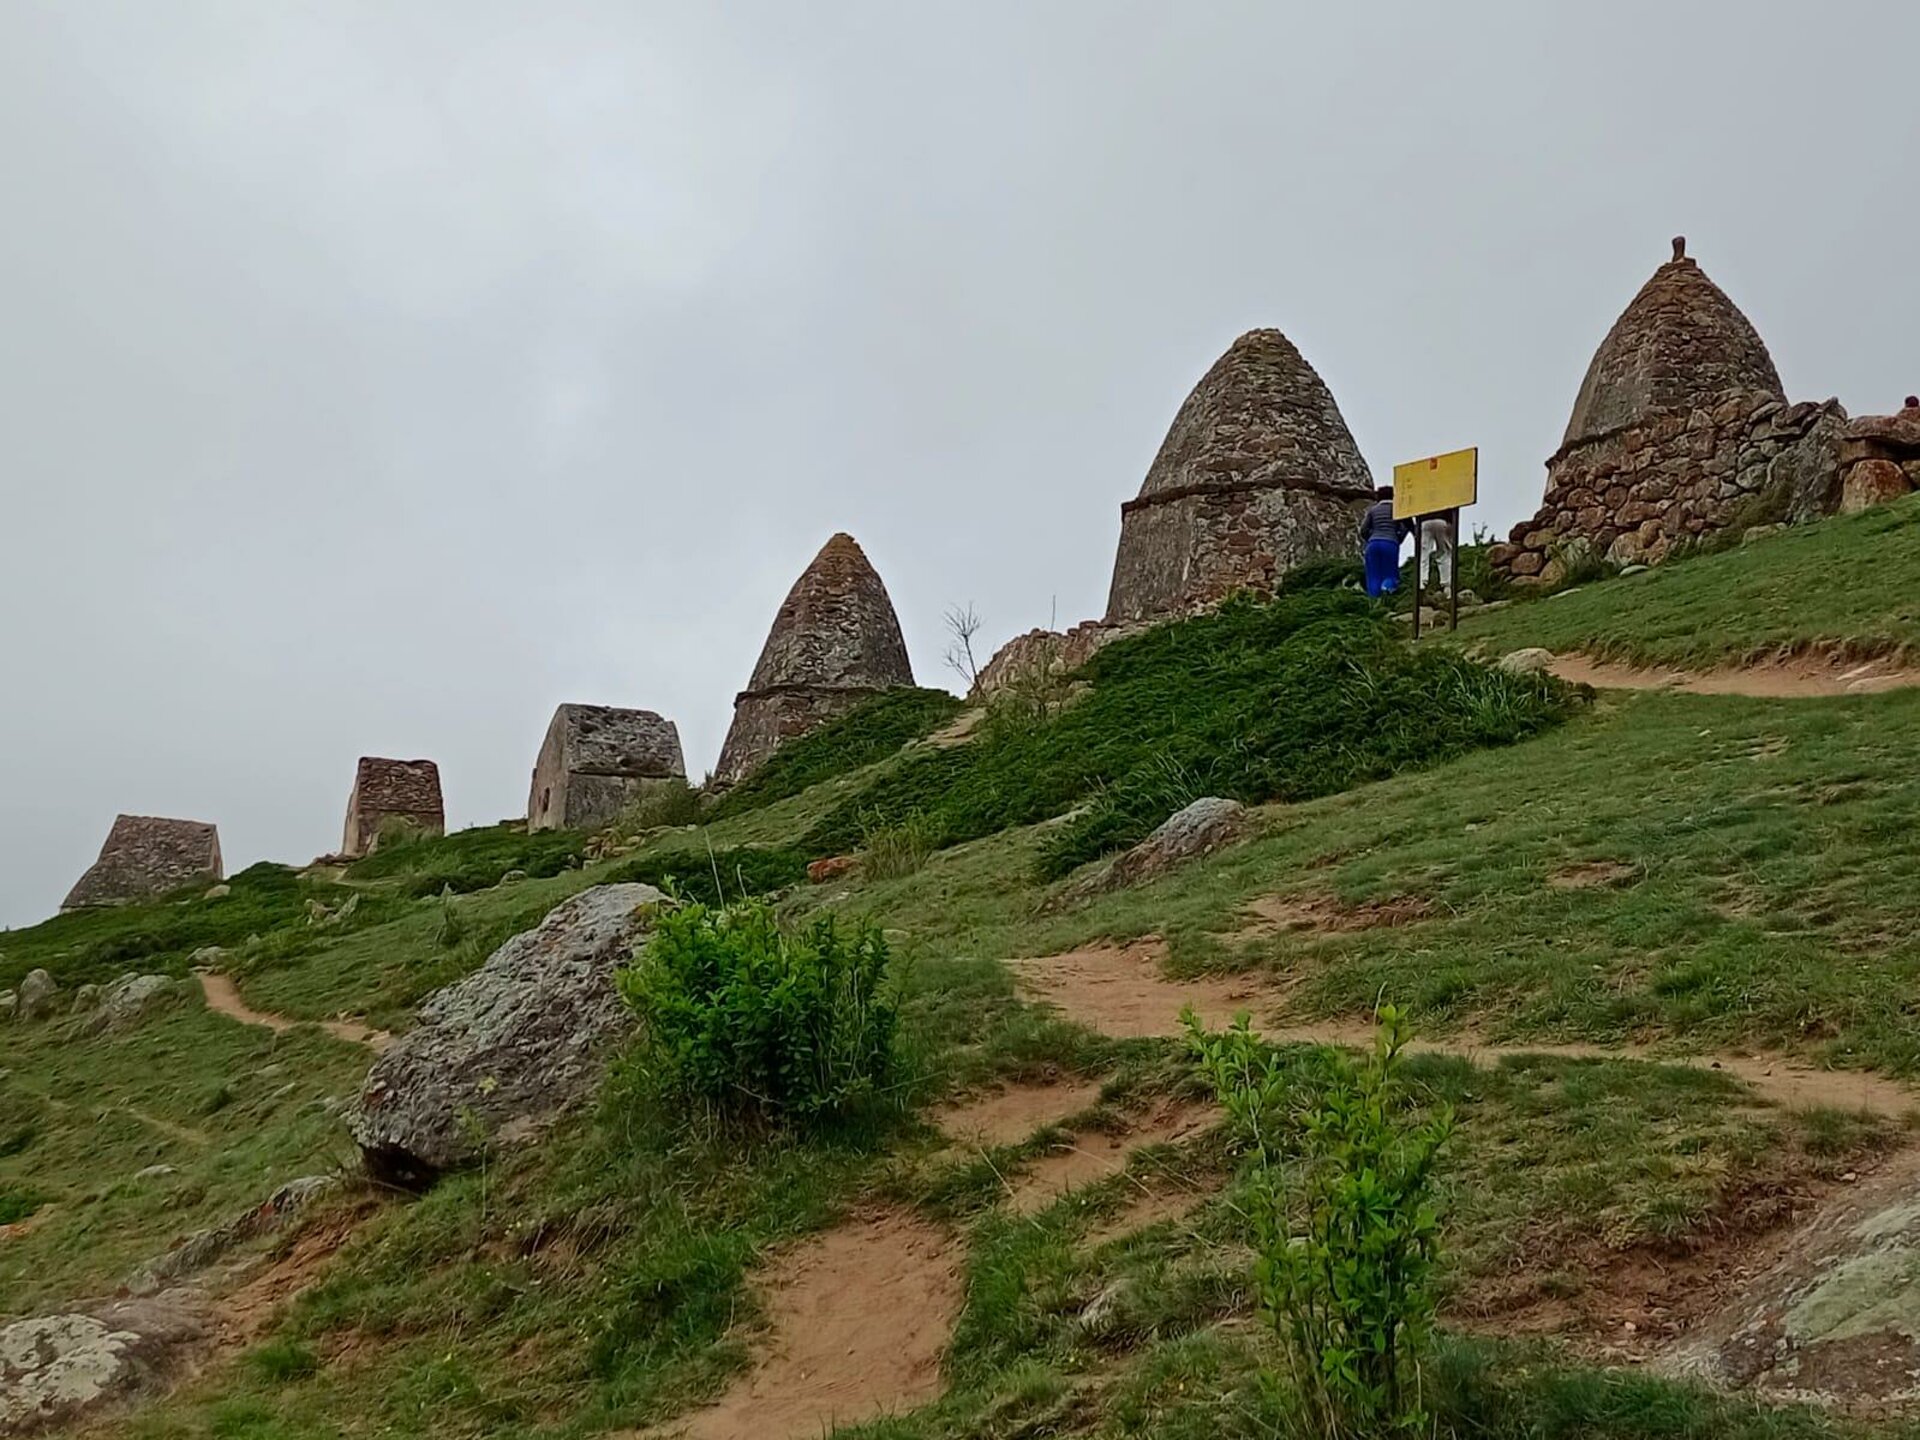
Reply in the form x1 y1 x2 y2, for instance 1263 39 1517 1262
528 705 686 831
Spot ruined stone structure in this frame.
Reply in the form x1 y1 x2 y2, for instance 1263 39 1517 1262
973 619 1140 700
527 705 686 831
713 533 914 787
341 758 444 858
1837 399 1920 514
1105 329 1374 624
1495 239 1848 581
62 815 222 910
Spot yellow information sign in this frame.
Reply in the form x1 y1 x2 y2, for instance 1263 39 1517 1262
1393 447 1478 519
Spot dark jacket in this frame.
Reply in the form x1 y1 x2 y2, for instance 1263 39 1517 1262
1358 499 1413 546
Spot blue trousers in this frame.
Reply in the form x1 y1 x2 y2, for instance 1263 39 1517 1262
1364 539 1401 597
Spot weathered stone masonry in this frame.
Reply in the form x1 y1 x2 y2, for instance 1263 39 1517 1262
62 815 222 910
528 704 685 831
342 757 444 858
1106 328 1373 624
713 533 914 787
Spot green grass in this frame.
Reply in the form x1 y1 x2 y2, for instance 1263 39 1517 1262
342 822 589 897
705 686 963 821
1459 495 1920 668
805 589 1576 877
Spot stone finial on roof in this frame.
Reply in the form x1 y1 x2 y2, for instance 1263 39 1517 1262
342 758 444 858
712 533 913 787
1672 235 1687 262
62 815 222 910
1104 328 1373 624
528 705 686 831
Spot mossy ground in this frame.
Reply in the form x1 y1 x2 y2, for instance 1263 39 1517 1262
10 506 1920 1437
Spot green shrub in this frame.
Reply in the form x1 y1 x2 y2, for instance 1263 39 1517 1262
247 1338 320 1384
603 846 808 907
803 590 1576 878
1188 1007 1453 1438
0 1184 43 1227
617 902 903 1126
858 810 939 880
706 687 963 821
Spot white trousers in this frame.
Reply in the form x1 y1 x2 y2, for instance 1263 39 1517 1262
1419 518 1455 589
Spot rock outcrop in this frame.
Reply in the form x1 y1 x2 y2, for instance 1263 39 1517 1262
341 758 444 858
1836 399 1920 514
16 970 57 1022
349 883 665 1185
0 1292 209 1435
61 816 222 911
1495 239 1846 580
973 620 1140 701
1057 797 1250 905
527 705 686 832
1105 330 1373 625
713 534 914 787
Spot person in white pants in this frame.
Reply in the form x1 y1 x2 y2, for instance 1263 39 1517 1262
1419 514 1455 591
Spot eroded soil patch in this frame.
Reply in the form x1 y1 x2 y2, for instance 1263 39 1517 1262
1239 891 1433 936
663 1212 961 1439
936 1078 1103 1150
1547 861 1639 890
1550 653 1920 698
1007 1101 1216 1216
1009 941 1271 1038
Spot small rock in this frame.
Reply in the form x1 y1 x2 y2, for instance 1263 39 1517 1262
203 884 230 900
1742 524 1786 546
807 856 857 884
498 870 528 884
1498 648 1556 677
17 969 58 1021
1619 564 1651 575
87 974 176 1035
188 946 226 968
133 1165 177 1181
71 983 102 1014
0 992 16 1023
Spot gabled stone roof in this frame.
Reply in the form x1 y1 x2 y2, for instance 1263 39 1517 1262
62 814 222 910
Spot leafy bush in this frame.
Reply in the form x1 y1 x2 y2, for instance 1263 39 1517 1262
603 846 808 907
1188 1007 1453 1438
344 823 587 897
803 590 1576 878
0 1184 43 1227
706 687 963 820
617 902 903 1126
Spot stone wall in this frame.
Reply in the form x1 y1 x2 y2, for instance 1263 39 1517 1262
342 758 444 858
528 705 686 832
717 685 872 786
62 815 222 910
973 619 1140 699
1106 481 1364 624
1492 397 1847 580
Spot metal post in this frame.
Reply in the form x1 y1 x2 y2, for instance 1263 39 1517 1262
1411 518 1424 641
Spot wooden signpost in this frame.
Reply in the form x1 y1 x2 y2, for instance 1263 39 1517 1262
1393 447 1479 639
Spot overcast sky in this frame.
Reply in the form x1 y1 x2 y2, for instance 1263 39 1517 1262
3 2 1916 928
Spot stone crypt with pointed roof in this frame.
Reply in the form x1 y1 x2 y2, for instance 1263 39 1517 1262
1494 238 1847 581
713 533 915 786
1105 328 1374 624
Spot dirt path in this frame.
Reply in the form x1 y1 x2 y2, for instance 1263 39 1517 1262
1549 652 1920 698
194 971 391 1052
658 1212 961 1439
1013 941 1920 1116
1006 1101 1215 1215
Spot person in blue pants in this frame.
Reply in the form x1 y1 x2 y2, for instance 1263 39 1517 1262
1358 485 1414 597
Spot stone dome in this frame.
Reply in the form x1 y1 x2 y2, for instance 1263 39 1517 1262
1133 329 1374 502
713 533 913 786
1561 238 1784 449
1104 329 1372 625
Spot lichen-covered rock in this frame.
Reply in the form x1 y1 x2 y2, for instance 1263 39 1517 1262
16 970 57 1022
1058 798 1250 905
1497 648 1556 677
61 816 221 911
1105 330 1373 625
1665 1157 1920 1407
1840 458 1913 514
85 974 175 1035
0 993 15 1024
127 1175 337 1294
0 1291 208 1434
973 620 1139 700
528 705 686 831
350 884 665 1185
714 534 914 787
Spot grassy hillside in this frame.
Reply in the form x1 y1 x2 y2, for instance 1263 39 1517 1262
8 574 1920 1439
1457 495 1920 667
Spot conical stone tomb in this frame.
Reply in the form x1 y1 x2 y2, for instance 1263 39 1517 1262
1105 329 1374 625
713 533 914 787
1495 238 1844 578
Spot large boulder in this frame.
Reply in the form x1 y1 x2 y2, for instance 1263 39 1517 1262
1057 797 1250 905
0 1291 208 1434
16 970 57 1022
1840 459 1913 515
84 975 175 1035
350 884 665 1185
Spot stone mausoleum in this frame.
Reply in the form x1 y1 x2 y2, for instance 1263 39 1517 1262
63 814 223 910
341 757 444 858
1105 328 1374 624
713 533 914 787
527 704 686 831
1494 239 1849 582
